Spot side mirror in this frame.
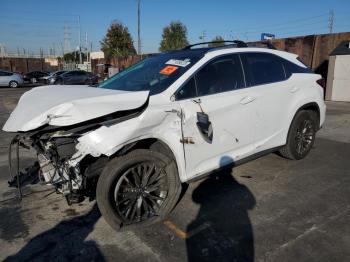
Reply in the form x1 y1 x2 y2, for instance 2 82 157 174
196 112 213 143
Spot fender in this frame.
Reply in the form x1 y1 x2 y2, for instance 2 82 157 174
76 105 188 182
283 100 322 145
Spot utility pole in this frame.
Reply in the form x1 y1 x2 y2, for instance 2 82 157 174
137 0 141 55
328 9 334 34
53 43 56 57
78 15 82 64
85 32 88 62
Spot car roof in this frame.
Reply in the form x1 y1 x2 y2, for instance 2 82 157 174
160 41 294 60
163 42 299 66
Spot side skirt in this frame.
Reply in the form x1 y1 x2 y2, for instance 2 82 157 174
186 146 283 183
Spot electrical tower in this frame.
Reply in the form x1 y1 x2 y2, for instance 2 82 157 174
63 24 71 55
328 10 334 34
199 31 206 42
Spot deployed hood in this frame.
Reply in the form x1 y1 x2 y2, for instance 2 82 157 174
3 85 149 132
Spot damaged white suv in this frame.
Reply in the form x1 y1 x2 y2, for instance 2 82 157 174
3 41 326 230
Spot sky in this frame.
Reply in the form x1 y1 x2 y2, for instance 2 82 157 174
0 0 349 55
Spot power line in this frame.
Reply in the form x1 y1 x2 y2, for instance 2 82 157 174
1 10 79 17
233 19 328 34
203 12 329 36
0 15 77 24
230 12 329 32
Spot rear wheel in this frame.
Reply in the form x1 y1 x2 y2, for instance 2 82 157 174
9 81 19 88
96 149 181 231
279 110 317 160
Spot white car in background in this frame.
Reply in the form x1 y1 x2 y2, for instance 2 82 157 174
0 70 24 88
3 40 326 231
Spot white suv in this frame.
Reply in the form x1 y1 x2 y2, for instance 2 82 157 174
3 41 326 230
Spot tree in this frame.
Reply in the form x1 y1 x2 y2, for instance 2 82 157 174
100 21 136 58
159 21 189 52
208 36 225 47
63 51 86 63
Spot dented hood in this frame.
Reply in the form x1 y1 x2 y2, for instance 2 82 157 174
3 85 149 132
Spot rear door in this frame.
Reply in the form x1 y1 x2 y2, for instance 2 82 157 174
175 54 258 179
76 71 87 84
65 71 80 84
240 52 291 150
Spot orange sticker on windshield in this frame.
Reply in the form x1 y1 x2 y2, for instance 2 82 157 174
160 65 178 75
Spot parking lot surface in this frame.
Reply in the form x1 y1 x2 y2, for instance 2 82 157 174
0 87 349 262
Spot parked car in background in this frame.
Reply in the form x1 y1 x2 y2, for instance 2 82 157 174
0 70 24 88
24 71 50 83
53 70 98 85
42 70 67 84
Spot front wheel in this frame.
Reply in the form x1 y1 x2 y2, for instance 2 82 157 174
279 110 317 160
96 149 181 231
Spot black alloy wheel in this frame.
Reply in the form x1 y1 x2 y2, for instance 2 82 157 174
96 149 181 231
113 162 168 224
294 118 314 155
279 110 317 160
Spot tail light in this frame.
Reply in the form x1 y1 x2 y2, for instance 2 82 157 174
316 78 326 99
316 78 326 89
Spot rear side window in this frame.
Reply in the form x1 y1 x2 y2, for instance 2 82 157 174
282 59 313 78
0 71 13 76
241 52 285 86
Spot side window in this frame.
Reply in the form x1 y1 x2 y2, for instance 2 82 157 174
195 55 245 96
241 52 286 86
176 77 197 100
1 71 12 76
283 59 312 78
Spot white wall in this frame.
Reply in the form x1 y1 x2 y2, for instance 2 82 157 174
327 54 350 102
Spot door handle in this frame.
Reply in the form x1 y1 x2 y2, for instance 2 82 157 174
290 86 300 93
240 96 256 105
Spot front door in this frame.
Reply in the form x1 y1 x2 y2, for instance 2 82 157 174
175 54 258 179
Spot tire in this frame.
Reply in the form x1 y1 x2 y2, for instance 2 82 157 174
96 149 181 231
84 79 92 85
9 81 19 88
279 110 317 160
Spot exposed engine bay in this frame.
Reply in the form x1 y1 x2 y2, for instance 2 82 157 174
8 104 146 205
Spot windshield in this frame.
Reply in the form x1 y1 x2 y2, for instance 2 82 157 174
98 52 203 95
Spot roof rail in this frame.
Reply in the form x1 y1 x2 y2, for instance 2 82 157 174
183 40 248 50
